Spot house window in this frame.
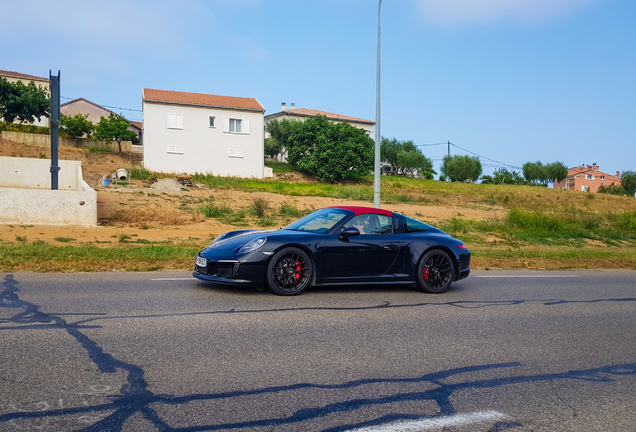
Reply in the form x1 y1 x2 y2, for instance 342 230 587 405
209 116 215 128
223 118 250 134
168 113 183 130
585 175 594 180
228 149 244 158
582 186 589 192
167 145 183 154
601 175 605 180
230 119 242 133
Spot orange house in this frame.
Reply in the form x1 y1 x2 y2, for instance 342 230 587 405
553 163 621 193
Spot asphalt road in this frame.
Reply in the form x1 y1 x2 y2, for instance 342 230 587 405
1 270 635 432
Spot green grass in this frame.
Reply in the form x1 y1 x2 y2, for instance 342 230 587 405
264 161 298 174
54 237 75 243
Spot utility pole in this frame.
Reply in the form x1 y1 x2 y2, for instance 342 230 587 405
447 140 451 156
373 0 382 208
49 71 60 190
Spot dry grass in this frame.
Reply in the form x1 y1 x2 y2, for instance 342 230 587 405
105 205 205 228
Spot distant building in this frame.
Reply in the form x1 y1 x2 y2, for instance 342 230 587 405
0 69 49 127
264 103 375 161
142 88 267 178
61 98 142 143
265 103 375 137
553 163 622 193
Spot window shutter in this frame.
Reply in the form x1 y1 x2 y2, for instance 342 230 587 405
176 114 183 129
168 114 175 128
223 118 229 133
243 120 250 134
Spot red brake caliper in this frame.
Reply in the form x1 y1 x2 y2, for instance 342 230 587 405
424 267 429 280
294 261 301 282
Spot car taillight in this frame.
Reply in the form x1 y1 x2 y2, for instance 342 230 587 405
458 243 468 250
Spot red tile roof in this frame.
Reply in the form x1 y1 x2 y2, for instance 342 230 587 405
267 108 375 124
143 88 264 112
129 121 142 130
0 69 48 81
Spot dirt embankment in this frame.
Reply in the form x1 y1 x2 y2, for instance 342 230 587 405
0 139 504 246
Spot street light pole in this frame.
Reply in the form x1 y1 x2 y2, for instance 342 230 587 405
373 0 382 208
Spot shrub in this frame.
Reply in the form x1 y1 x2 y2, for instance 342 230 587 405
251 197 270 218
0 121 50 135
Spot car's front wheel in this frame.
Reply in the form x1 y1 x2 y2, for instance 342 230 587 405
266 247 313 296
416 249 455 293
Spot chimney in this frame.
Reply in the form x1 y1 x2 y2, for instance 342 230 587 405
281 102 286 111
592 163 598 170
291 103 295 110
587 165 592 170
617 171 621 178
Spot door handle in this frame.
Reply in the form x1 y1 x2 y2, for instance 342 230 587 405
383 245 398 251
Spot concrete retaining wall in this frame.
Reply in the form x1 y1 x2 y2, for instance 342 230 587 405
0 157 97 226
1 131 134 153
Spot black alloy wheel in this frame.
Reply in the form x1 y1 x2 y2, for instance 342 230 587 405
416 249 455 293
266 247 313 296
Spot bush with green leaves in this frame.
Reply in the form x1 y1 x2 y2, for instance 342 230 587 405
597 182 626 196
0 121 50 135
264 137 282 159
441 155 482 182
0 77 49 124
60 113 94 138
286 115 374 182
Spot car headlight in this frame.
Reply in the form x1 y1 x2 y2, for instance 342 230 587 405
238 237 267 254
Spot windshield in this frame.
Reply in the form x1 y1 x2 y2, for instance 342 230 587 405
284 208 350 234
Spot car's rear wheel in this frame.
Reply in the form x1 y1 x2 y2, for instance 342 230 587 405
266 247 312 296
416 249 455 293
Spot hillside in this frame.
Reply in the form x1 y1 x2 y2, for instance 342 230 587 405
1 138 635 271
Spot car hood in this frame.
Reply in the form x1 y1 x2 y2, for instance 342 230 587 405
203 228 311 254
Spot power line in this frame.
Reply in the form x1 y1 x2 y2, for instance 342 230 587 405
449 142 523 170
61 96 142 113
417 142 447 147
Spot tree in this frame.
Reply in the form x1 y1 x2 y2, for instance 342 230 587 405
622 171 636 197
523 161 568 185
60 113 94 138
381 137 433 177
0 77 49 124
597 183 626 196
286 115 374 182
480 168 528 185
441 155 482 182
264 137 282 159
93 113 138 153
265 119 303 154
397 149 434 177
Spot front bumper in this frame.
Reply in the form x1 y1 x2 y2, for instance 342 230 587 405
193 254 267 289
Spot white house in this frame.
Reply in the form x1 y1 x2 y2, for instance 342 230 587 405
142 88 267 178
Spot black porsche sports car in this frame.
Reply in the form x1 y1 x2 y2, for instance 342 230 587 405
194 206 470 295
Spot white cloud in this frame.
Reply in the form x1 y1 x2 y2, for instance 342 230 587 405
414 0 605 26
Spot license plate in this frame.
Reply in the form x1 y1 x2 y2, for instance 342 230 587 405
196 256 207 267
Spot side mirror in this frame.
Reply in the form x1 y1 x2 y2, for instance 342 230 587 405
339 226 360 241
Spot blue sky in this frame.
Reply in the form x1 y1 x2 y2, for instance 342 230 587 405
1 0 634 176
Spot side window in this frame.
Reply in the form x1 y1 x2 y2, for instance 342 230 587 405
343 214 393 235
404 216 434 233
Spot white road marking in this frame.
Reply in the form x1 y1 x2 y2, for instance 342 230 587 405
476 275 579 278
151 278 195 281
346 411 507 432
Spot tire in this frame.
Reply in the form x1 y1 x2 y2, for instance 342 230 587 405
265 247 313 296
416 249 455 294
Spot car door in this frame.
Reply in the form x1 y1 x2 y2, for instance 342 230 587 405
320 214 400 281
